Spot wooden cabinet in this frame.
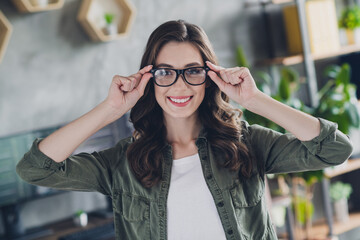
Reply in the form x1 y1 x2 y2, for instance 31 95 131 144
77 0 136 42
0 11 12 63
12 0 64 13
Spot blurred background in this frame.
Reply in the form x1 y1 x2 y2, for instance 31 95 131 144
1 0 360 239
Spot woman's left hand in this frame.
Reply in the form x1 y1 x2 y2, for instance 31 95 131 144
206 61 261 108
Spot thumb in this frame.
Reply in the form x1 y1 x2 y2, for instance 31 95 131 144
135 73 152 96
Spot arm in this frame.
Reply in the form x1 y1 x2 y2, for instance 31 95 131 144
206 62 319 141
243 120 353 174
39 65 153 162
206 62 353 172
16 65 153 193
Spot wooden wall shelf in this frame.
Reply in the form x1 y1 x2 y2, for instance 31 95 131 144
259 44 360 66
12 0 64 13
77 0 136 42
0 11 12 63
310 212 360 238
324 158 360 178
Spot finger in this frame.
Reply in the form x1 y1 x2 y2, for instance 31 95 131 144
138 65 153 75
135 73 152 95
132 65 153 86
207 71 227 92
228 70 241 85
219 69 231 83
112 75 130 91
120 79 132 92
134 65 153 79
226 71 236 85
206 61 224 73
128 76 137 90
229 67 246 85
112 75 122 86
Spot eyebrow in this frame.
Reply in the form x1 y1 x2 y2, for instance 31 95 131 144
156 62 203 68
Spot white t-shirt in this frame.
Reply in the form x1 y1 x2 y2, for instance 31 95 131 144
167 153 227 240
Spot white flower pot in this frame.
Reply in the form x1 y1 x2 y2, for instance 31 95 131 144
30 0 48 7
339 29 348 46
333 198 349 223
104 23 118 36
354 28 360 45
73 213 88 227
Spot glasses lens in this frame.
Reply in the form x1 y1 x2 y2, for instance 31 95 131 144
154 69 176 86
184 67 206 85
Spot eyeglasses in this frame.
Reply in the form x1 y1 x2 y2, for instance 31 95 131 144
150 66 209 87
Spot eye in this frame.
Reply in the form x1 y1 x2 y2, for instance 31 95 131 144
186 68 204 75
155 69 174 77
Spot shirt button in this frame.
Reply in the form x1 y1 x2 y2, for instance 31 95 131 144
206 175 213 180
159 211 164 217
217 201 224 207
202 155 208 160
227 229 233 235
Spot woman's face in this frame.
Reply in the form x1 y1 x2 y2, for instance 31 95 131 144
154 41 206 121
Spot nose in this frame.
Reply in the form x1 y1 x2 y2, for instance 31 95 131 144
172 74 188 89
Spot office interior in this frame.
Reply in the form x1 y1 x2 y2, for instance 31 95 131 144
1 0 360 239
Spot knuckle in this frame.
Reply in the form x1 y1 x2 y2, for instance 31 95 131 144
129 76 137 82
240 67 249 72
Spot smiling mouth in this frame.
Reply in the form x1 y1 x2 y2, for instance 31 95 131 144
167 96 193 104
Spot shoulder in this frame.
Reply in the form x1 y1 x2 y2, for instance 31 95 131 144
240 120 268 137
98 136 133 159
240 120 284 144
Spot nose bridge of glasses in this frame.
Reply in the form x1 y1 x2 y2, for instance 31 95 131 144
174 69 186 82
172 70 188 88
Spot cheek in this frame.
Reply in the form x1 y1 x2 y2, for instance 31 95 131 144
154 86 166 104
198 87 206 103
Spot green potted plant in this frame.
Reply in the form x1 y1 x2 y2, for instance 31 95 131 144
338 5 360 45
313 63 360 134
330 181 353 223
73 210 88 227
104 13 117 36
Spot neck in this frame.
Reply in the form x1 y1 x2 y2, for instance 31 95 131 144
164 112 202 145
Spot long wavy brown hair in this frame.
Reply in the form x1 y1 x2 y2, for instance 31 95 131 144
127 20 256 188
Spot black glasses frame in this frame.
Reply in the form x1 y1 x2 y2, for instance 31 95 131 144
150 66 210 87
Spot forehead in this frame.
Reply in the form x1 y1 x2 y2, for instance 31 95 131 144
156 41 203 67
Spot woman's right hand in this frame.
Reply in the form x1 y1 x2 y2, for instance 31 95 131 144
104 65 153 113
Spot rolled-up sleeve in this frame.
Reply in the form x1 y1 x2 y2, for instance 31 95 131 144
245 118 353 174
16 138 115 195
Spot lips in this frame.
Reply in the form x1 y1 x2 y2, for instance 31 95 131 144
167 96 193 106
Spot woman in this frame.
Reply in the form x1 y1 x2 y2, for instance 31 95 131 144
17 20 352 240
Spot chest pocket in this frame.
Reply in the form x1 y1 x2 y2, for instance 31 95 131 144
112 191 151 239
230 174 273 239
113 192 150 222
230 174 263 208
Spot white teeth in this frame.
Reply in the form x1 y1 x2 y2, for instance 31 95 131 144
169 97 191 103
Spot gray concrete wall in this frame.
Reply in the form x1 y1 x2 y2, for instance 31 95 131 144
0 0 271 138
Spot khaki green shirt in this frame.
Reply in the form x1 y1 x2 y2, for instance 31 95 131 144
16 118 353 240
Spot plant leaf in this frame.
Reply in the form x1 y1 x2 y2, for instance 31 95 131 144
236 45 249 68
335 63 351 85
